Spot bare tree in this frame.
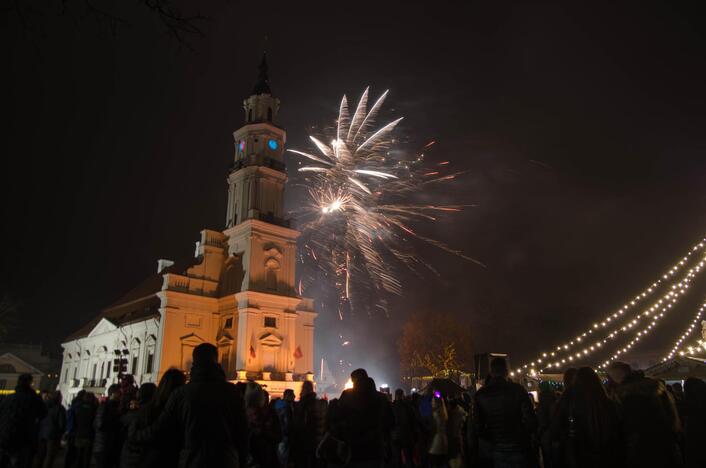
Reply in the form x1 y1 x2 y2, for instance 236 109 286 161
398 310 473 380
3 0 208 50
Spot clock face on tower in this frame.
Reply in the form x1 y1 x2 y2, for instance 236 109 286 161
267 139 279 150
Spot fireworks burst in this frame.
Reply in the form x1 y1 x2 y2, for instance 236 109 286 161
290 87 480 317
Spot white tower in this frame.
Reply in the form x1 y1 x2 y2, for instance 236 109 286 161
223 55 316 382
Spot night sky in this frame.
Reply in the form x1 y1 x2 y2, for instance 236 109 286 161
2 1 706 382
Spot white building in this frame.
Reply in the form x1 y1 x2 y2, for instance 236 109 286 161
57 56 316 400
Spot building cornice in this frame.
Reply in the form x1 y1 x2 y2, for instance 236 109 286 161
223 219 300 240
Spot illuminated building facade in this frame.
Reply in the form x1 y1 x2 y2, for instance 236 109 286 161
57 56 316 400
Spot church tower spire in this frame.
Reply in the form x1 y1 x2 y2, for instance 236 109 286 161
242 53 280 125
251 53 271 95
225 56 286 229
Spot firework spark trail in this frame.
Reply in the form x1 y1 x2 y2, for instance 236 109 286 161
290 88 481 317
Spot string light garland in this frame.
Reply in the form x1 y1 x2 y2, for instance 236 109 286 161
513 262 701 376
677 339 706 357
663 300 706 361
598 261 704 368
598 274 699 368
511 237 706 377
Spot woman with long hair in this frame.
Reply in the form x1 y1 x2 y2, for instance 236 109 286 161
127 368 186 468
551 366 622 468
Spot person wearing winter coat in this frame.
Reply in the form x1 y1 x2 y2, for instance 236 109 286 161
73 392 98 468
126 369 185 468
63 390 86 468
390 389 416 468
331 369 394 467
245 382 282 468
472 357 537 468
536 381 558 468
273 389 294 468
550 367 622 468
132 343 249 468
682 378 706 468
0 374 46 468
118 382 156 468
291 381 326 468
607 362 683 468
34 391 66 468
93 384 123 468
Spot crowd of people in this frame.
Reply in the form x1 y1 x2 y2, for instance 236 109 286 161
1 345 706 468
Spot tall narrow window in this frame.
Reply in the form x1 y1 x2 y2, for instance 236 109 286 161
106 361 110 378
146 351 154 374
248 109 253 122
266 269 277 290
267 107 273 121
132 356 139 374
64 369 68 384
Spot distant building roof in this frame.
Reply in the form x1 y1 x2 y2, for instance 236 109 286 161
64 259 194 342
645 355 706 380
0 344 60 375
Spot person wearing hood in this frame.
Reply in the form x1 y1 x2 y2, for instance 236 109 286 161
132 343 248 468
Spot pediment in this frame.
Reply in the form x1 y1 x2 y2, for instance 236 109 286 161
180 332 205 346
217 333 234 345
0 353 43 375
88 318 118 337
259 332 283 347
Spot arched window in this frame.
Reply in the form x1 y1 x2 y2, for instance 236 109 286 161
131 338 141 376
267 107 273 121
145 335 157 374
